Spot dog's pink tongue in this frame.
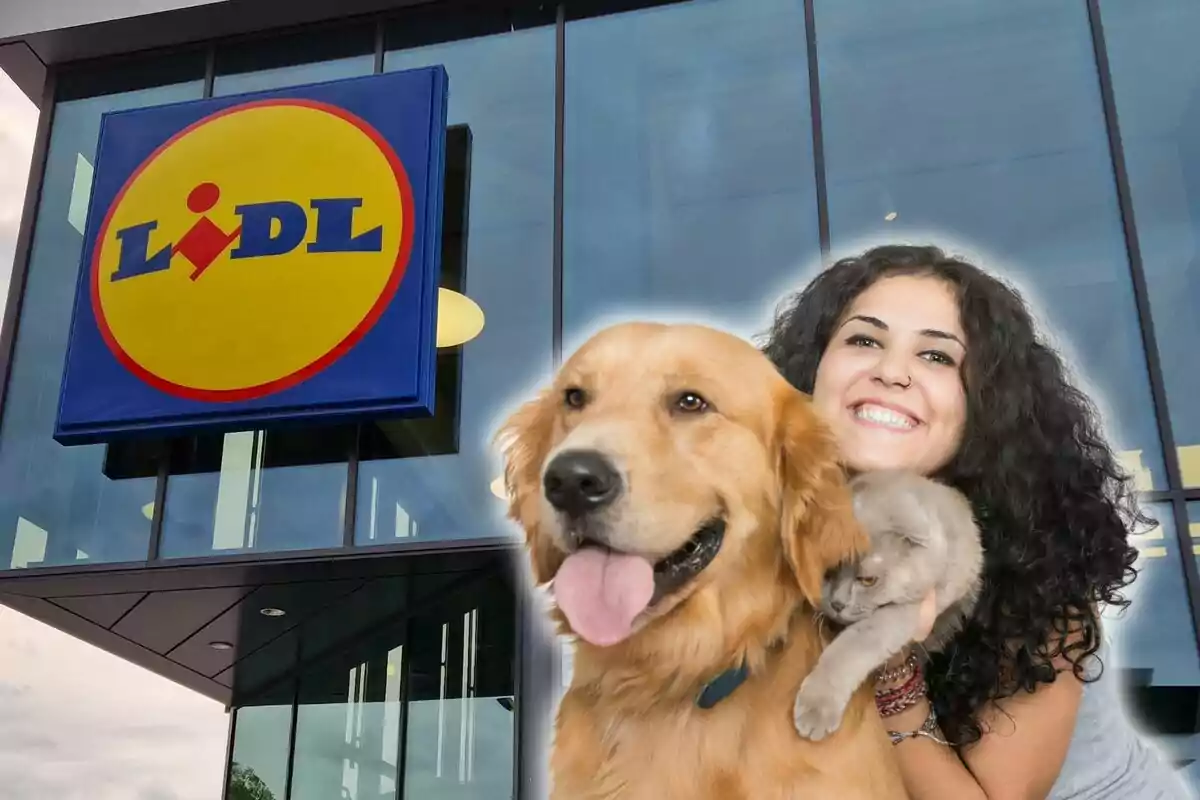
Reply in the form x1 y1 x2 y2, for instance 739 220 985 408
554 548 655 647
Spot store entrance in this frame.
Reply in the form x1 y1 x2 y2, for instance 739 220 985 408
226 563 517 800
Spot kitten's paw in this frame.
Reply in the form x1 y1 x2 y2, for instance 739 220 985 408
792 680 849 741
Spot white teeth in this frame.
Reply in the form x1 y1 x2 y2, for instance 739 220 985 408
854 404 915 430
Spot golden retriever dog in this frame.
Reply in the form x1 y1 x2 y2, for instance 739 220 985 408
495 321 909 800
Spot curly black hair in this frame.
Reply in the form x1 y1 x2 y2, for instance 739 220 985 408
760 243 1146 747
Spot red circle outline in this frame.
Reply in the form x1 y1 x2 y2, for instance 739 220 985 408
89 97 416 403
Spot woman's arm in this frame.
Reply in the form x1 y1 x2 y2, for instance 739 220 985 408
877 647 1084 800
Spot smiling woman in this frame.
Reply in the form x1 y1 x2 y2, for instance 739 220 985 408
811 275 968 477
762 243 1190 799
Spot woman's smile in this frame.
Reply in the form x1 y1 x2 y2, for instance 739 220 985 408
849 399 921 431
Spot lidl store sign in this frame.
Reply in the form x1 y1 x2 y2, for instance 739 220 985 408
54 68 448 444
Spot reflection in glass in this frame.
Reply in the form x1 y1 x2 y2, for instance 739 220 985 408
0 80 205 571
229 702 292 800
354 15 556 547
815 0 1166 489
212 24 376 98
1101 0 1200 488
403 574 515 798
162 49 375 560
161 426 352 559
215 57 376 98
562 0 819 343
249 570 516 799
1104 504 1200 686
291 646 404 800
1192 502 1200 581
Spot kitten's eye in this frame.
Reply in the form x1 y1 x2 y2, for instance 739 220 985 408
564 387 588 410
673 391 709 414
856 576 878 587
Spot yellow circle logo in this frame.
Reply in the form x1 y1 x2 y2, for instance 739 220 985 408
91 99 413 402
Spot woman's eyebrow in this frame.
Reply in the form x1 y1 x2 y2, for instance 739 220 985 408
921 328 965 348
840 315 965 348
839 314 887 331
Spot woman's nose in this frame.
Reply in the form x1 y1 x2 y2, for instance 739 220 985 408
870 351 912 389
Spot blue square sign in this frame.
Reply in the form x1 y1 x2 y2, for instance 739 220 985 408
54 67 449 444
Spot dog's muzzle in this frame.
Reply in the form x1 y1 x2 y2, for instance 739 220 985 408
543 449 623 519
539 447 728 647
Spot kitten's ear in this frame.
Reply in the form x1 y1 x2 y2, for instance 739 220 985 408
777 391 868 606
892 527 935 551
852 477 938 548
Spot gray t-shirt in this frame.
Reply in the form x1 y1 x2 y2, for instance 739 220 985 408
1047 641 1194 799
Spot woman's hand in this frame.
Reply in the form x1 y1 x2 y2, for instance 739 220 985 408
916 589 938 641
875 594 1088 800
879 589 938 673
869 588 992 799
871 590 938 738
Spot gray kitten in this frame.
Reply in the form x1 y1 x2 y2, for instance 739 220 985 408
792 469 984 741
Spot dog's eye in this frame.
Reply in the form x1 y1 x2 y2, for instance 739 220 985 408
856 576 878 587
675 391 709 414
564 387 588 409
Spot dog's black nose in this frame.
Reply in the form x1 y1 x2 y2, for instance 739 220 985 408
543 450 622 516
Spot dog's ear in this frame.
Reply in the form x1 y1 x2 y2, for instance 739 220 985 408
777 391 868 607
494 389 564 585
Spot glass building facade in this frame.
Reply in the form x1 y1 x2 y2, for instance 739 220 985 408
1 0 1200 796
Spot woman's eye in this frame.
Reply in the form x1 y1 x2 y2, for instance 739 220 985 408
921 350 956 367
675 391 709 414
845 334 879 348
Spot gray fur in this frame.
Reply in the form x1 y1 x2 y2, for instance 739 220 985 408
792 469 984 740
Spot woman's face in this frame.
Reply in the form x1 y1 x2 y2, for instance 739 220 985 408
811 274 968 476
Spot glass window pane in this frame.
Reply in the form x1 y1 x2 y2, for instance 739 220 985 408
56 50 208 102
161 426 352 559
402 572 515 798
290 646 404 800
228 700 293 800
280 569 516 799
213 23 376 97
562 0 819 343
1101 0 1200 488
815 0 1167 490
1105 504 1200 687
354 12 555 547
0 77 205 571
161 45 376 559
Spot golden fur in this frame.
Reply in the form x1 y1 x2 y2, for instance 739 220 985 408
496 321 909 800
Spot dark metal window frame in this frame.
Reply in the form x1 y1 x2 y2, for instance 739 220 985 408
1083 0 1200 659
3 0 1200 796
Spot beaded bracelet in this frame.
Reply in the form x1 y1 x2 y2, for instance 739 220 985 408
875 668 921 705
875 664 926 718
872 651 919 685
887 706 950 747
